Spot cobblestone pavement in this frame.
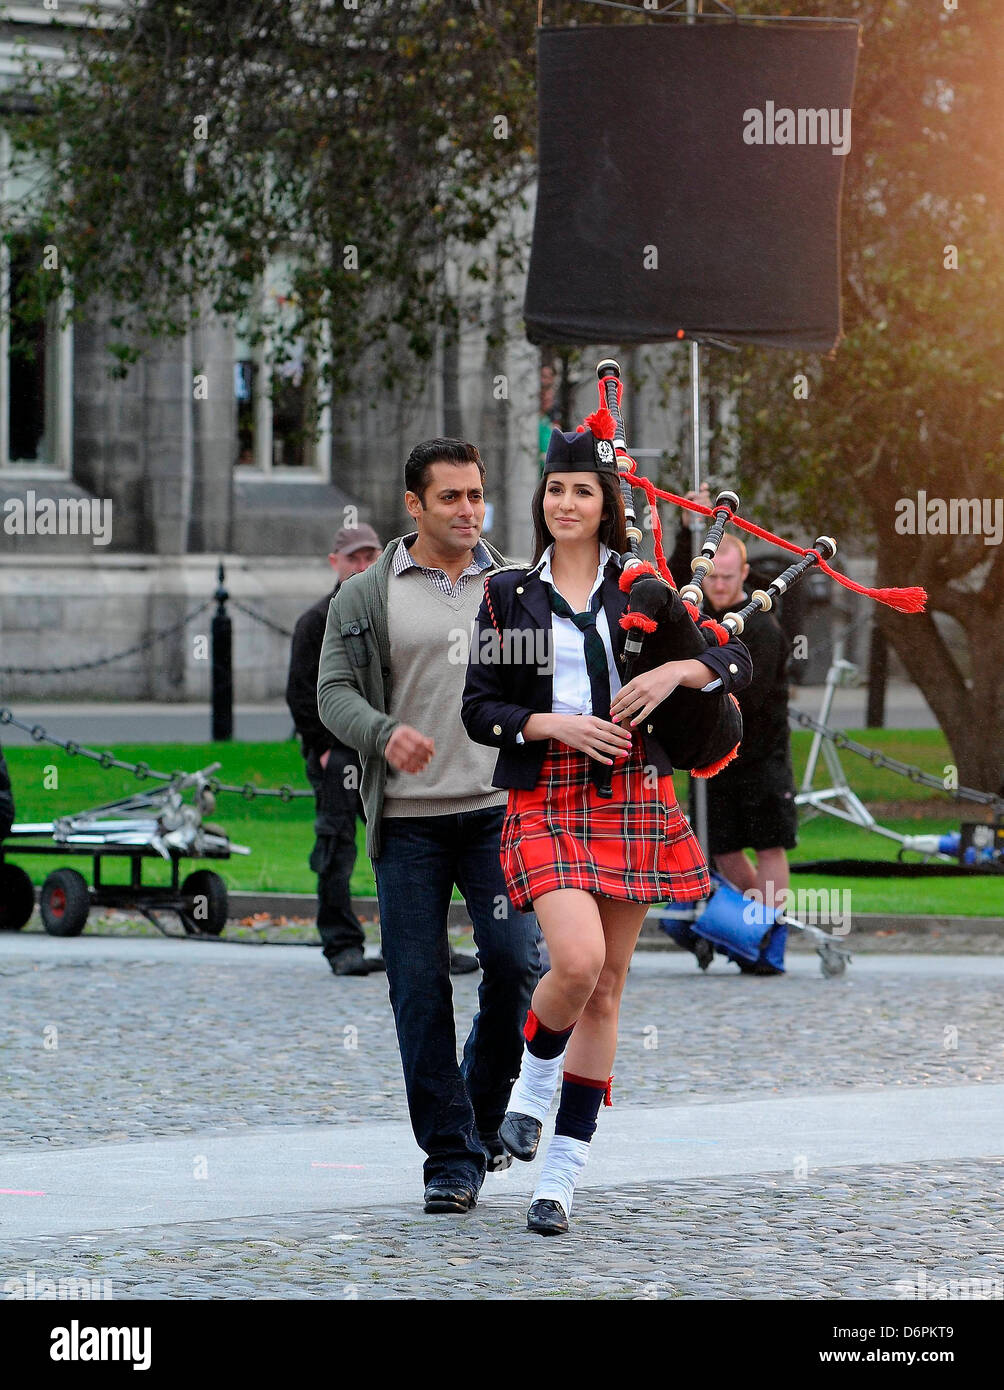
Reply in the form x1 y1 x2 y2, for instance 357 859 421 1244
3 1161 1002 1301
2 936 1004 1300
3 946 1002 1150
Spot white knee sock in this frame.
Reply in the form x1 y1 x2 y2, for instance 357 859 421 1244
532 1135 591 1217
506 1043 567 1123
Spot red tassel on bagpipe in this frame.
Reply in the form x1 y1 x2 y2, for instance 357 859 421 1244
618 560 661 591
620 462 927 615
692 742 741 779
691 696 743 779
699 618 730 646
580 369 926 615
621 612 659 635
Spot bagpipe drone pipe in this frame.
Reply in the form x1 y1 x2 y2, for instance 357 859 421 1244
588 360 927 789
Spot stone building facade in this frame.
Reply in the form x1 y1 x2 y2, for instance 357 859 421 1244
0 2 861 709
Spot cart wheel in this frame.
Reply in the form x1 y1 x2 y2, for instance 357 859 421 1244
819 947 849 978
40 869 91 937
693 937 714 972
180 870 228 936
0 863 36 930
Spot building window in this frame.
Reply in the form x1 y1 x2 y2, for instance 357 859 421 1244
234 258 330 476
0 135 73 473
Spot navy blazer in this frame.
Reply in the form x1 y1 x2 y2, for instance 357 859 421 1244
461 558 752 791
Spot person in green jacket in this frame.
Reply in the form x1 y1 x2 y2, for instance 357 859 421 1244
317 438 540 1216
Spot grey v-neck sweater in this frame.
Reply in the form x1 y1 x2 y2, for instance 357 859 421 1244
383 569 507 818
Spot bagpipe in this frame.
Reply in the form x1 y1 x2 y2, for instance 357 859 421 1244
586 359 926 788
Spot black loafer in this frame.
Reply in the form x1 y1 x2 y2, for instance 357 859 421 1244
527 1198 568 1235
330 947 370 977
478 1130 513 1173
500 1111 542 1162
449 950 480 975
423 1184 478 1214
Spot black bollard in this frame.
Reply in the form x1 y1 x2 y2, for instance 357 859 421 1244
211 561 233 742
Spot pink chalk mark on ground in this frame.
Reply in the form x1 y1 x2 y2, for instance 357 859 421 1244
1 1189 46 1196
311 1163 364 1170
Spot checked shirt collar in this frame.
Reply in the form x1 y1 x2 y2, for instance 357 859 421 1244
392 532 493 598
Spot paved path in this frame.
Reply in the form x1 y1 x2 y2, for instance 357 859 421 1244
2 933 1003 1299
2 680 938 747
1 702 291 746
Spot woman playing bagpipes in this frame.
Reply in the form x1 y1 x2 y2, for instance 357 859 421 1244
463 349 926 1235
460 414 752 1236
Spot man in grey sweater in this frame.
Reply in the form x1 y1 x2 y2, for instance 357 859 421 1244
317 439 540 1214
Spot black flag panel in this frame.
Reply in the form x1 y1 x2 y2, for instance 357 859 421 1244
525 22 859 352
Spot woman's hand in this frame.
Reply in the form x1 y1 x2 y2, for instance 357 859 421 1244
549 714 634 765
610 663 686 727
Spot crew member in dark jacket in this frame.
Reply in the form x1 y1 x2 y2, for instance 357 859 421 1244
671 506 796 912
287 525 381 976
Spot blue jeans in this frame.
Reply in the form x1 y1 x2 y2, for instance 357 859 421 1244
374 806 540 1192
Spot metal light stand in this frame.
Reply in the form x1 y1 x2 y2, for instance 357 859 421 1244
688 338 709 850
794 656 955 861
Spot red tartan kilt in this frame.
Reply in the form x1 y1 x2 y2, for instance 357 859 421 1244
500 738 710 913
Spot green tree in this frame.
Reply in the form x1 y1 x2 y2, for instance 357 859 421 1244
673 0 1004 793
4 0 536 388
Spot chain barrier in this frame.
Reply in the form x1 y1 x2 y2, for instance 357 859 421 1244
788 708 1004 811
228 597 295 640
0 707 313 799
0 601 213 677
0 593 295 679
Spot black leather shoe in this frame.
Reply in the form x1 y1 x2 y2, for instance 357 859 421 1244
423 1183 478 1214
449 950 480 975
478 1130 513 1173
499 1111 543 1162
527 1198 568 1235
364 953 387 973
330 947 369 977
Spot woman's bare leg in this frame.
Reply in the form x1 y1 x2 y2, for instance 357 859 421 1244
529 898 648 1229
563 897 648 1081
502 889 605 1156
528 888 606 1029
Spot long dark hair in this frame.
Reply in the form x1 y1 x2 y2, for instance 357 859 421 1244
530 471 629 565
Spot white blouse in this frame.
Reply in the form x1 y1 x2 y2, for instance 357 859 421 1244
513 543 722 743
513 545 622 744
535 543 623 714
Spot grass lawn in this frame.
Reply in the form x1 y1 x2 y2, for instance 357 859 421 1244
3 731 1001 917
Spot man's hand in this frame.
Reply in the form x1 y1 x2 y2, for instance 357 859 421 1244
686 482 712 528
550 714 633 766
385 725 435 774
